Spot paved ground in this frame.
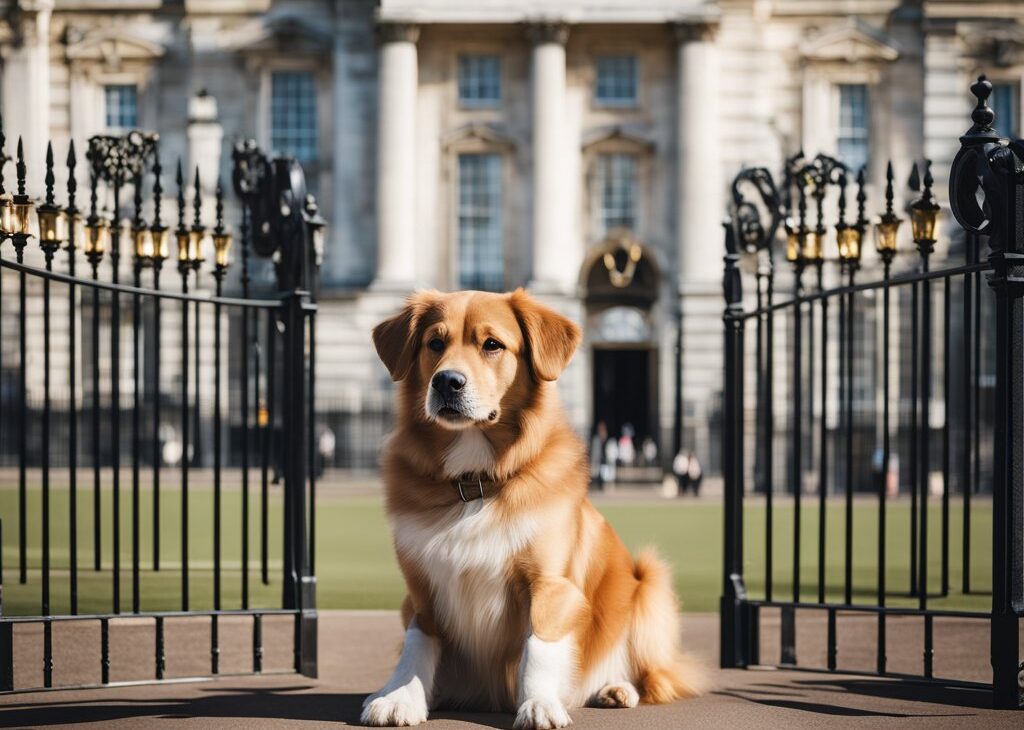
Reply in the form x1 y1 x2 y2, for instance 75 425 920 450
0 610 1020 728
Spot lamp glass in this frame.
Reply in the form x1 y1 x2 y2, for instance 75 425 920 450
874 219 901 254
188 230 206 263
802 231 822 262
0 197 12 236
785 230 800 262
837 227 862 263
12 200 34 236
134 226 154 261
152 228 170 261
911 208 938 244
176 231 190 263
37 208 66 246
84 218 110 256
212 231 232 268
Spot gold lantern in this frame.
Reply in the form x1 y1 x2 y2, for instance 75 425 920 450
10 195 34 238
84 216 110 258
133 224 154 263
188 229 206 265
784 220 800 263
837 226 862 265
150 225 170 263
36 204 66 251
212 229 233 269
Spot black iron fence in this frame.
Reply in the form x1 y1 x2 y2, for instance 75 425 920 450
721 76 1022 710
0 126 320 690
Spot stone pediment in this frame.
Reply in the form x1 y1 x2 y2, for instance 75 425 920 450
442 122 517 152
801 18 899 64
221 12 333 55
581 125 655 154
65 28 165 68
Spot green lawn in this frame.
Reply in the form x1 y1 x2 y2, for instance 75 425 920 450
0 485 992 616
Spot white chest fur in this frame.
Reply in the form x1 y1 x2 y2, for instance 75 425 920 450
392 435 536 661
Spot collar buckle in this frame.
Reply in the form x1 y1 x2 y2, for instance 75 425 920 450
456 475 485 502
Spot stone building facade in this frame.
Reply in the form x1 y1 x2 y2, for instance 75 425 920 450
0 0 1021 474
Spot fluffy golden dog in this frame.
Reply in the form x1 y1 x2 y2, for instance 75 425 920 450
363 289 702 728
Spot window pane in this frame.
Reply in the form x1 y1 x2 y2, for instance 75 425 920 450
597 153 636 233
458 55 501 104
271 71 318 165
837 84 869 173
458 153 503 291
104 85 138 129
991 82 1020 137
595 55 637 105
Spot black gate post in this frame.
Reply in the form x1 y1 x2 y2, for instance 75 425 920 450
721 217 748 668
987 145 1024 710
950 76 1024 710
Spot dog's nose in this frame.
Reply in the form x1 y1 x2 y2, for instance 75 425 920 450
432 370 466 396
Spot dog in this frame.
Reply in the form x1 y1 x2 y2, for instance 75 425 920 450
363 289 703 728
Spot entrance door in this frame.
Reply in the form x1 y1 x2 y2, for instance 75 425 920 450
592 348 655 445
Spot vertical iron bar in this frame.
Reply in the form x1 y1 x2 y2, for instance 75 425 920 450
817 266 828 604
43 621 52 688
962 232 976 593
792 268 803 605
308 311 317 573
0 522 11 692
211 614 220 675
155 615 165 679
765 263 774 603
178 161 190 611
41 143 56 623
131 172 143 614
131 256 141 614
844 267 855 605
152 261 162 573
253 308 264 584
721 221 748 669
67 142 79 615
262 309 272 585
910 279 919 596
924 614 934 679
213 179 226 613
878 260 892 675
110 171 122 615
942 276 951 597
91 259 101 572
253 613 263 673
919 251 931 613
100 617 110 684
241 208 251 610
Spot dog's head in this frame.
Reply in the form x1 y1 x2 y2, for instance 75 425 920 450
373 289 581 430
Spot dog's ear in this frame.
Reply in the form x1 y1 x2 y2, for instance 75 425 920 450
511 288 582 382
373 291 442 381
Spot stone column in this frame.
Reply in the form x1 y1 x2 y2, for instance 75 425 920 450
675 20 722 287
373 22 420 290
674 19 722 469
527 22 575 294
187 90 223 203
2 0 54 192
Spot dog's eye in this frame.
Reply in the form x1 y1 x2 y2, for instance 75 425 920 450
427 338 445 353
482 338 505 352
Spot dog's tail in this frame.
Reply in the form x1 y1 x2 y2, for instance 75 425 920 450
629 547 707 703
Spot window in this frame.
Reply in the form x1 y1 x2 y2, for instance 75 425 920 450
837 84 870 173
458 55 501 105
595 55 638 106
271 71 318 165
457 154 504 291
104 85 138 129
991 81 1020 137
596 153 637 233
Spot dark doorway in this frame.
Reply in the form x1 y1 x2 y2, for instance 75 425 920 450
592 347 656 444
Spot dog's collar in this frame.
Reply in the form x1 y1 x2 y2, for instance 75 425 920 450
452 473 499 502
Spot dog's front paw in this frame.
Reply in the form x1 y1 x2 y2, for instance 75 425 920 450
514 697 572 730
361 683 429 727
